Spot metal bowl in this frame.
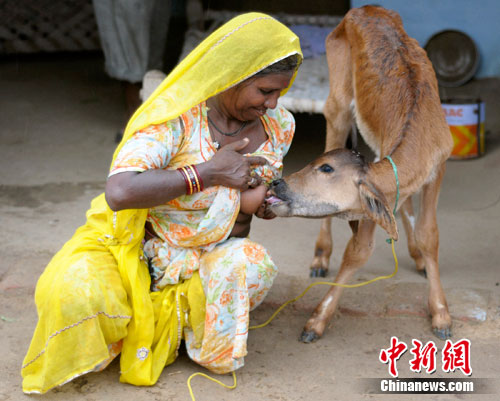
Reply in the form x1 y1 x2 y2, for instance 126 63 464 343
425 30 479 87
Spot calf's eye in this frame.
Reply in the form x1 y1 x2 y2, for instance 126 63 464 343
319 164 334 173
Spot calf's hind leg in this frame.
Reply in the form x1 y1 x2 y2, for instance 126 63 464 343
415 162 452 339
311 217 332 277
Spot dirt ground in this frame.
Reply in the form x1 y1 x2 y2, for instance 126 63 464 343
1 52 499 401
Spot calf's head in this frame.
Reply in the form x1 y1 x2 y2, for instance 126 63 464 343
267 148 398 240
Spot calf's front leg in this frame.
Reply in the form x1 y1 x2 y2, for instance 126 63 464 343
400 197 426 274
301 220 376 343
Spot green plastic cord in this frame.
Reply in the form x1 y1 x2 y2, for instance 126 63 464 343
384 155 399 243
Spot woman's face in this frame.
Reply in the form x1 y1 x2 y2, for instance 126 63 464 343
220 72 293 121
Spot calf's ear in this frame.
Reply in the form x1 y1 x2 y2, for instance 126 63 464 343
358 180 398 241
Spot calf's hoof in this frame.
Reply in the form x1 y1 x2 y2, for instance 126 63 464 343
299 330 321 343
433 326 452 340
310 267 327 278
431 310 452 340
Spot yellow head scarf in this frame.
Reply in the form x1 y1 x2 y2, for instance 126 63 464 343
113 12 302 163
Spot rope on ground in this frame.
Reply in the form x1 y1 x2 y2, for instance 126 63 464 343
250 238 398 330
188 371 237 401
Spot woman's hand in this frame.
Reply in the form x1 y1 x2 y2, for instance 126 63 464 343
200 138 267 191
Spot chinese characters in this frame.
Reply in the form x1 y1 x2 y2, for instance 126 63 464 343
379 337 471 377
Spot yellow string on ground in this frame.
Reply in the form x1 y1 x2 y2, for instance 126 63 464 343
250 238 398 330
188 371 237 400
187 239 398 400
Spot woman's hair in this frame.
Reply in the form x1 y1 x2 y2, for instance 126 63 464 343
255 53 302 76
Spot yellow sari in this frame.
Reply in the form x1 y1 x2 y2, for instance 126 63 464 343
21 12 302 393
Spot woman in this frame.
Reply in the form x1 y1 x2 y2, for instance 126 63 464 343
22 13 302 394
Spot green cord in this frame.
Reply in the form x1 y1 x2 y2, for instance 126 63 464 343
384 155 399 243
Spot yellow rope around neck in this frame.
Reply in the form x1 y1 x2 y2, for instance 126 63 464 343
187 239 399 400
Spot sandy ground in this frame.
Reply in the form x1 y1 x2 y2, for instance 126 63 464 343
1 52 499 401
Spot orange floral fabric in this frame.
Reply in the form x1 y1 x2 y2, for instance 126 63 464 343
108 102 294 373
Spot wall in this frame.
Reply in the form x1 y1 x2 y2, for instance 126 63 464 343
205 0 350 15
352 0 500 78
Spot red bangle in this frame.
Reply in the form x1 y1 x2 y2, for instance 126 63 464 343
177 167 193 195
185 165 203 193
191 164 204 191
184 165 198 193
177 165 204 195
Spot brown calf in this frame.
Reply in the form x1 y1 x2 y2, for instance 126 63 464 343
268 6 453 342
